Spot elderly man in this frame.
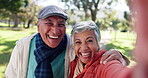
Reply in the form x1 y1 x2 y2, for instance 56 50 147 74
5 5 129 78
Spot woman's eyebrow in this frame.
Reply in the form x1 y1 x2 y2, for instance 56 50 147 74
86 36 94 40
74 39 80 41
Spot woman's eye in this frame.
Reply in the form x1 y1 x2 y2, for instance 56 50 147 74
75 41 81 44
87 40 93 42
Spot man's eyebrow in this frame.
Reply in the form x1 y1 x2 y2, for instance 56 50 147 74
58 20 66 23
45 19 65 23
45 19 52 22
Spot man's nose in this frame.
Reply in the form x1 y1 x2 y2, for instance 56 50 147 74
51 26 59 34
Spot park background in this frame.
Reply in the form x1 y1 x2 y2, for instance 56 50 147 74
0 0 136 78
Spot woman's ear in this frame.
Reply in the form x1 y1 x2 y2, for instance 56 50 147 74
98 45 100 51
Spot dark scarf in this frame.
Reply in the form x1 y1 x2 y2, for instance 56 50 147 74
34 33 67 78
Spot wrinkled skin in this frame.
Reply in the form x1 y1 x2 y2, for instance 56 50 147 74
37 15 66 48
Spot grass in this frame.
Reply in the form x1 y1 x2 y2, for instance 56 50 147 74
0 27 37 78
0 22 29 27
105 31 137 67
0 22 13 27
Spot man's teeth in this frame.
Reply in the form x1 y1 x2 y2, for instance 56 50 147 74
49 35 58 38
81 52 90 57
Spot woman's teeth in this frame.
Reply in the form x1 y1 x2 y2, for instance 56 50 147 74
81 52 90 57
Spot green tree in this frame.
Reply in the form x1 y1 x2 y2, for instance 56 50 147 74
62 0 99 22
0 10 12 27
0 0 28 27
20 0 40 28
61 0 119 22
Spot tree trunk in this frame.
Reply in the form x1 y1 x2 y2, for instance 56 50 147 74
26 6 36 28
8 18 11 27
23 21 26 28
91 12 96 22
90 9 97 22
13 13 19 27
84 10 89 21
27 19 32 28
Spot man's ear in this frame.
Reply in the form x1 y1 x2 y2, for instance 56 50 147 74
37 20 41 31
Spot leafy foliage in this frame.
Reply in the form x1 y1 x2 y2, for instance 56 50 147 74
0 0 28 13
0 0 28 27
61 0 122 22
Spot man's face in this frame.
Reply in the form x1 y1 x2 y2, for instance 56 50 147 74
37 15 66 48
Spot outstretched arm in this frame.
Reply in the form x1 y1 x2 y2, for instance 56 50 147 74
100 60 133 78
100 49 130 66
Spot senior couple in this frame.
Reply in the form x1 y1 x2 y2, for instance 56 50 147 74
5 5 132 78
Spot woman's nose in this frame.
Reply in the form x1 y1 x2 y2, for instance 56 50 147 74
81 43 89 51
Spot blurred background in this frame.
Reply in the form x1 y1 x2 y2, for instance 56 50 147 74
0 0 136 77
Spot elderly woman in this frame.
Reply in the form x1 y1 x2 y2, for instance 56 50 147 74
69 21 132 78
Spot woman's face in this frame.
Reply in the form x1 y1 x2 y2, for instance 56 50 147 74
74 30 100 64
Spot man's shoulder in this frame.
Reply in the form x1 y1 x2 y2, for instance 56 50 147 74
17 33 37 44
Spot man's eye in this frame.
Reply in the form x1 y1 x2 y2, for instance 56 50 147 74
58 24 65 27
